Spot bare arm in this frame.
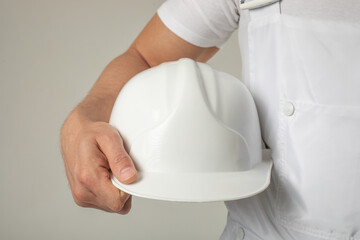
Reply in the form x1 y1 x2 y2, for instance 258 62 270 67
79 14 217 122
61 14 218 213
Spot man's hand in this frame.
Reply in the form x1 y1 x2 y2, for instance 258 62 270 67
60 14 217 213
61 111 137 214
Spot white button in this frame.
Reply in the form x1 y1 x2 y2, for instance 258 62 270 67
283 102 295 116
237 227 245 240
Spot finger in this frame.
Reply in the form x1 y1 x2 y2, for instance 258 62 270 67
72 183 98 207
87 195 132 214
73 195 115 213
96 128 138 184
94 172 131 212
76 149 130 213
118 196 132 215
75 139 110 195
73 173 130 214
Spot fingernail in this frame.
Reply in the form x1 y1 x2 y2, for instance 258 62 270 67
120 190 130 201
119 167 136 182
120 190 127 197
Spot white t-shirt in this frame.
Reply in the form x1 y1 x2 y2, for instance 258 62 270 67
158 0 360 48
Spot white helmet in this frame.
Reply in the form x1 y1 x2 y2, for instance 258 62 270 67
110 58 272 202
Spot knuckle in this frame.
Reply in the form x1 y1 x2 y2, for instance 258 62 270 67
112 153 130 165
73 198 88 208
110 200 125 213
98 134 111 146
77 170 93 187
98 131 116 144
73 186 90 202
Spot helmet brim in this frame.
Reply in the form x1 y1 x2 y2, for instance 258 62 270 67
111 159 273 202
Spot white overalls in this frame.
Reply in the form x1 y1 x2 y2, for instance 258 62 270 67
221 1 360 239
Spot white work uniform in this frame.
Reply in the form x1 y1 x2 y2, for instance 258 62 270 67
158 0 360 239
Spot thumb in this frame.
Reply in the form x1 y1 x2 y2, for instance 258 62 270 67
97 128 137 184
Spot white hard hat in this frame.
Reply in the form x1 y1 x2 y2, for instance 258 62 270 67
110 58 272 202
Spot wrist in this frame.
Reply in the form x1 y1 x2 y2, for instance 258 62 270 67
77 94 115 123
61 95 113 141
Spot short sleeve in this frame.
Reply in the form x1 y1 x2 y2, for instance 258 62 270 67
157 0 240 48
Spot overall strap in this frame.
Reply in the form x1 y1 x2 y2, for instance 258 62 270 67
239 0 281 20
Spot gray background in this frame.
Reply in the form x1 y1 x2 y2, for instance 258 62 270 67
0 0 241 239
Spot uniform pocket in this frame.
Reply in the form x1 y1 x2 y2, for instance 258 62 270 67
277 101 360 236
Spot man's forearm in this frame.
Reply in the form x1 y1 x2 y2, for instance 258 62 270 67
75 48 150 123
